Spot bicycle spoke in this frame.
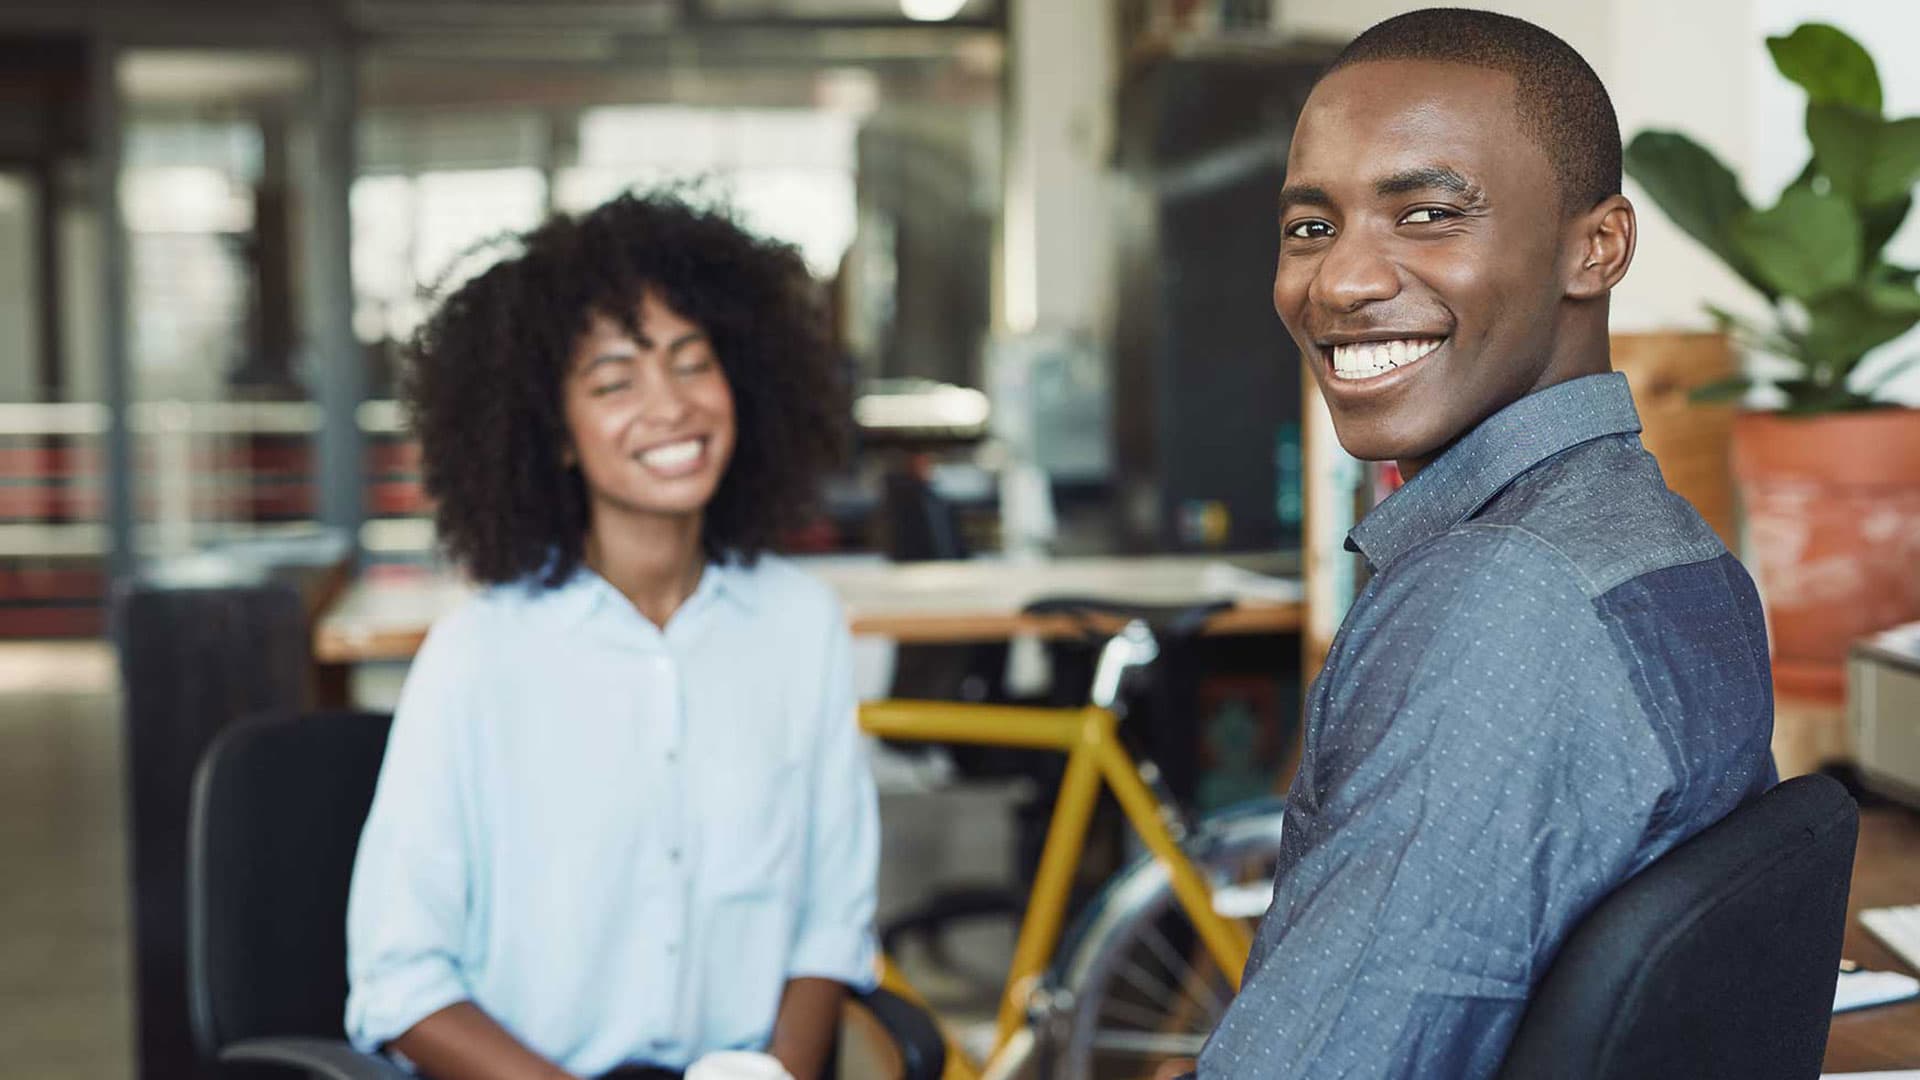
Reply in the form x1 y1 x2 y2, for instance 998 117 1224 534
1056 810 1290 1080
1089 1030 1210 1057
1139 921 1229 1018
1113 954 1185 1015
1095 993 1181 1033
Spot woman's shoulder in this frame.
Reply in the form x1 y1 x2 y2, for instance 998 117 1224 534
417 576 565 656
720 554 843 625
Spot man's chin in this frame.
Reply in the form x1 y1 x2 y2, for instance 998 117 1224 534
1328 419 1449 472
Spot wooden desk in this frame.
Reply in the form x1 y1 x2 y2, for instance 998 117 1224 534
1825 804 1920 1073
313 552 1304 664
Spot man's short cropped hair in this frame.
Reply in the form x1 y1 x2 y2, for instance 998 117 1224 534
1326 7 1622 212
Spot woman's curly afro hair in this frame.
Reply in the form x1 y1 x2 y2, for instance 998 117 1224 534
403 190 848 587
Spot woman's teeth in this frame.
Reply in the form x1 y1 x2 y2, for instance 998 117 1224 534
1330 338 1443 379
640 439 702 470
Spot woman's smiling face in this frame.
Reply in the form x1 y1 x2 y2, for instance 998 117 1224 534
562 289 737 526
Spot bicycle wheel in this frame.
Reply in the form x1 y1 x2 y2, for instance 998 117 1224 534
1046 800 1287 1080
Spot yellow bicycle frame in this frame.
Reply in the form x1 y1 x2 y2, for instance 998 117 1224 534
861 700 1255 1078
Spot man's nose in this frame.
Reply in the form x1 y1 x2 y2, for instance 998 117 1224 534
1308 232 1400 313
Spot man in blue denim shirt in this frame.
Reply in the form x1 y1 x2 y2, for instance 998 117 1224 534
1189 10 1776 1079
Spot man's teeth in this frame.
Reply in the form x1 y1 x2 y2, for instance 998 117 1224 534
1330 338 1443 379
640 439 702 469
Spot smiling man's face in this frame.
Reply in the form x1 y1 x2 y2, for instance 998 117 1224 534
1277 59 1582 474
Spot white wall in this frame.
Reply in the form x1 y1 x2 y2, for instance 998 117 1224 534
1608 0 1762 334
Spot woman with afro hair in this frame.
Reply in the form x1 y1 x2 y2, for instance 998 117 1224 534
344 191 876 1080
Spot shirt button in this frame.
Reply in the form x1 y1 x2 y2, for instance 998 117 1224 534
666 748 679 763
669 847 683 863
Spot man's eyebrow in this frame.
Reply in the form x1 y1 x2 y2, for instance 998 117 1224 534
1278 183 1332 214
1375 166 1483 201
664 330 706 354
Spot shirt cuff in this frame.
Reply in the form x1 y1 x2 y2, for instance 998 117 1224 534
345 956 471 1055
788 926 880 992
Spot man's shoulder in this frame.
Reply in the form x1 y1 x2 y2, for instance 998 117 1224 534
1461 435 1727 599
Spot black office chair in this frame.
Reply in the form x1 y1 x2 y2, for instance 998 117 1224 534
187 712 946 1080
1495 772 1859 1080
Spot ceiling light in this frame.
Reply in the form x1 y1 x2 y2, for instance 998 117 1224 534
900 0 968 22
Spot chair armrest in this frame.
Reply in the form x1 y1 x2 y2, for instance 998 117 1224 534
853 987 947 1080
221 1036 414 1080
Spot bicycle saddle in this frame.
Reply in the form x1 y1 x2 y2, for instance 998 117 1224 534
1021 596 1235 642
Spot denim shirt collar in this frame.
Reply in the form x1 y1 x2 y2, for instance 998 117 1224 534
1346 372 1642 570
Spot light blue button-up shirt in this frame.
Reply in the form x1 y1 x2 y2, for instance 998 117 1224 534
345 556 880 1076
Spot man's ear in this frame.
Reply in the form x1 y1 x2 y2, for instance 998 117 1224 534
1565 194 1636 301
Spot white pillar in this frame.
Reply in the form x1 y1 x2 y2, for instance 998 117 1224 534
1002 0 1116 339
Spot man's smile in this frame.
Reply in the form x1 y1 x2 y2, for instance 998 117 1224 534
1326 336 1446 381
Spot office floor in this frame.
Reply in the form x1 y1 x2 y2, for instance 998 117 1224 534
0 641 133 1080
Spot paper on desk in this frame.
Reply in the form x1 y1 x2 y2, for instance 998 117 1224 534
1201 562 1305 603
1835 969 1920 1013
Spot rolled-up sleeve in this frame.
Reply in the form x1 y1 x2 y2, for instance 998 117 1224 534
345 619 480 1052
785 619 880 989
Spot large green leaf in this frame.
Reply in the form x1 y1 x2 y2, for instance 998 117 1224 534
1624 131 1775 300
1704 301 1806 361
1808 105 1920 207
1863 196 1912 262
1729 186 1862 300
1768 24 1882 114
1867 275 1920 315
1803 285 1920 375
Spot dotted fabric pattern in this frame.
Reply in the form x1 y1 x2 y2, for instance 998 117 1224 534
1197 375 1776 1079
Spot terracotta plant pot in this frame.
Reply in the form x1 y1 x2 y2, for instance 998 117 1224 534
1731 407 1920 700
1611 332 1739 548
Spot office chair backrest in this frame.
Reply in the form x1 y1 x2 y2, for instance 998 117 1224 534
187 712 392 1057
1495 772 1858 1080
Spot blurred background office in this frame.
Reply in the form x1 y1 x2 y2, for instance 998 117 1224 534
3 1 1920 1078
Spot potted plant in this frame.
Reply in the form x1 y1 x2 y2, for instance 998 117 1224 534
1625 22 1920 701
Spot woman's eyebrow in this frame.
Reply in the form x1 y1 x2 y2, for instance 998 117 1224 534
578 352 634 376
664 330 707 354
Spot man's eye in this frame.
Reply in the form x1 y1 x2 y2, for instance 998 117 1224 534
591 380 631 397
1286 220 1333 240
674 357 715 377
1402 207 1455 225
